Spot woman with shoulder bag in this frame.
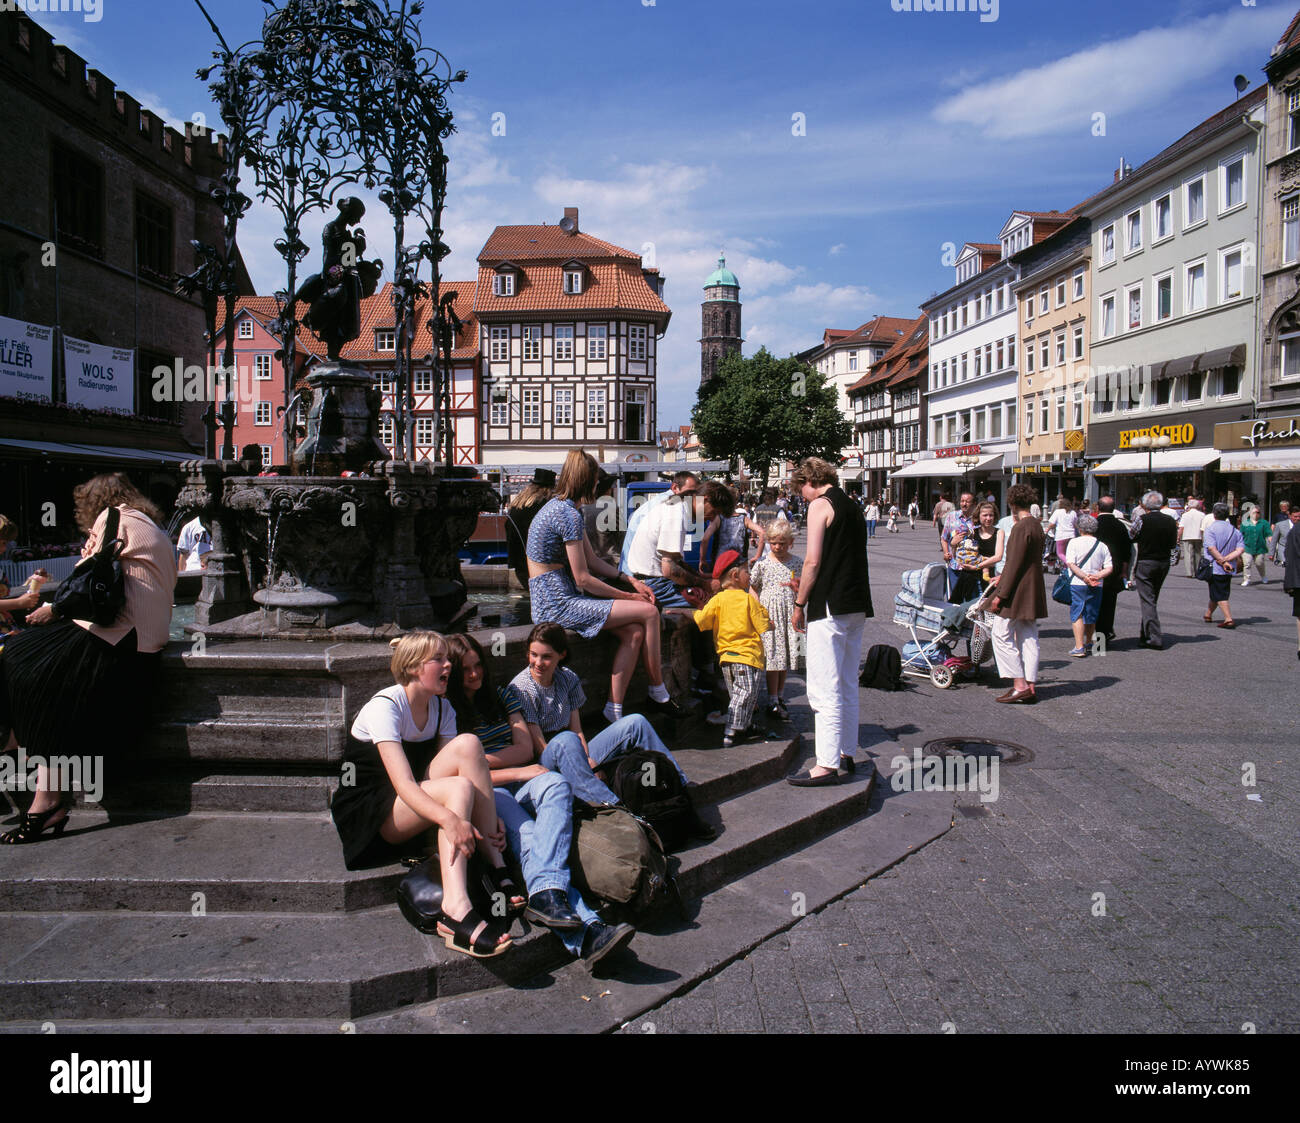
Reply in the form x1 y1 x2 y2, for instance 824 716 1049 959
0 473 175 843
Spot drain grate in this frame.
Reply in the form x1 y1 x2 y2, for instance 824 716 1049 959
921 738 1033 766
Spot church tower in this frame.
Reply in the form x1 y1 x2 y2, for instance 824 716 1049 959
700 253 742 384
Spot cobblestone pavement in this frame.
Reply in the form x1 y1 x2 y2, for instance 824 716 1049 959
624 520 1300 1033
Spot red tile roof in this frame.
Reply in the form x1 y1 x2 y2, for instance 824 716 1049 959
341 282 479 363
847 314 927 393
480 225 640 262
223 297 331 359
473 260 670 323
822 315 914 352
1278 9 1300 51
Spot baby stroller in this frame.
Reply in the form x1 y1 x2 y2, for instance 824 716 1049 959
892 562 996 688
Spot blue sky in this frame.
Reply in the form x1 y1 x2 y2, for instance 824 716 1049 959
30 0 1300 428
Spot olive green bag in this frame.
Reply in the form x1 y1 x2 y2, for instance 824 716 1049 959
570 804 684 922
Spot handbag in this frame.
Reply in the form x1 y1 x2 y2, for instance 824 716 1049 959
51 506 126 626
1195 555 1213 581
1052 539 1098 605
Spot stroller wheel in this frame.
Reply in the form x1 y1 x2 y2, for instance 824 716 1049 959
930 665 955 689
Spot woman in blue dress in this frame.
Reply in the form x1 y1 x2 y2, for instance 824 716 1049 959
526 450 682 722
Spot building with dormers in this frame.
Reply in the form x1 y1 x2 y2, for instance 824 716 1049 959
700 254 742 385
473 207 670 468
847 313 928 501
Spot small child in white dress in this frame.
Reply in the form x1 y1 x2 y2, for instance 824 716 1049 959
749 519 803 720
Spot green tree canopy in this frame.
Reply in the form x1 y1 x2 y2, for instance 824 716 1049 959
692 347 852 487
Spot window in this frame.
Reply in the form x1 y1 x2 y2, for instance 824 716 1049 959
997 286 1005 313
1025 401 1034 436
260 445 272 467
1285 197 1300 265
1155 273 1173 321
1185 261 1206 313
962 302 969 326
940 359 948 386
848 350 858 372
1007 336 1015 366
985 342 994 373
490 326 509 361
1125 209 1142 253
522 325 541 361
1100 224 1115 265
1221 248 1244 301
53 144 104 257
1100 294 1116 338
1290 90 1300 153
974 350 982 377
1219 365 1241 397
1055 331 1066 365
1025 342 1034 373
555 387 573 425
1055 277 1067 307
378 371 395 393
974 408 986 441
490 391 509 427
492 272 515 297
1006 400 1017 437
961 353 968 380
1184 177 1205 228
554 325 574 361
1073 267 1085 301
238 319 254 340
413 369 432 393
375 329 396 351
563 268 583 295
134 193 173 283
1184 371 1204 401
588 324 607 360
1039 336 1049 369
1220 155 1245 212
1153 378 1172 407
1126 284 1142 330
415 417 435 446
380 414 395 445
625 387 648 442
1073 324 1084 360
1055 394 1066 431
1039 287 1049 314
522 387 541 426
255 402 271 425
587 387 606 425
941 312 948 335
990 406 1003 439
254 354 272 381
1072 389 1084 428
1279 334 1300 382
1025 296 1035 322
1154 194 1172 241
629 324 648 361
1040 396 1050 433
996 340 1005 370
984 291 993 317
933 418 944 445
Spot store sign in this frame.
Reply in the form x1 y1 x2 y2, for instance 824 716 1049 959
1214 417 1300 450
1064 430 1085 452
1118 423 1195 449
935 444 982 458
0 315 54 403
63 335 134 412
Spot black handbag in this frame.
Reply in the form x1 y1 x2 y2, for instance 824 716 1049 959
1195 555 1213 581
52 507 126 626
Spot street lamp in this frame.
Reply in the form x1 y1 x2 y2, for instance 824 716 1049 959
1129 432 1172 491
954 454 980 495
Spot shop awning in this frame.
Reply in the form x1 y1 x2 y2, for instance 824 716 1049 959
840 468 865 482
1153 345 1246 382
890 453 1004 479
1218 447 1300 472
0 438 199 465
1092 448 1219 474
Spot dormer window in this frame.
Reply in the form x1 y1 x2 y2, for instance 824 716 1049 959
562 263 584 295
238 319 254 340
492 269 516 297
375 328 396 351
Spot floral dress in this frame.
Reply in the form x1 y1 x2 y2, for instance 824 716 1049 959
750 552 803 671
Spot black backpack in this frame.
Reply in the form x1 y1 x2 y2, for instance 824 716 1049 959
860 643 903 690
598 748 696 853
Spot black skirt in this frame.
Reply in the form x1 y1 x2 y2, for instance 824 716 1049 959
330 733 443 869
0 622 155 761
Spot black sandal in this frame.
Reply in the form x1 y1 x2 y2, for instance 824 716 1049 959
486 865 526 917
1 803 70 845
436 907 512 959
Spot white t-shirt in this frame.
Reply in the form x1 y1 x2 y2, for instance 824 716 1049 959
176 517 212 573
1048 508 1078 540
351 684 456 745
1066 535 1112 585
627 497 690 577
865 504 880 520
1178 508 1206 540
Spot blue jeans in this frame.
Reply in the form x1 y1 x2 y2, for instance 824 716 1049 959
493 776 600 958
541 713 688 806
866 520 876 538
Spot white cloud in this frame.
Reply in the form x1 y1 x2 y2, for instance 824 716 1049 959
934 3 1289 140
829 243 846 256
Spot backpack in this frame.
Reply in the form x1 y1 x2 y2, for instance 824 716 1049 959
570 804 684 923
859 643 903 690
597 748 695 853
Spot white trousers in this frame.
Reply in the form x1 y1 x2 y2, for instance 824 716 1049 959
989 616 1040 684
805 612 866 769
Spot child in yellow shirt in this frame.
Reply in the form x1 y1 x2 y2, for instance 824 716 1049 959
694 550 772 747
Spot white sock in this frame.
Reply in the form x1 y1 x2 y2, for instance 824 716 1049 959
603 702 623 722
648 683 670 703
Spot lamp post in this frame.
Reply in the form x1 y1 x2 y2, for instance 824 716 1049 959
1130 432 1172 493
954 454 980 496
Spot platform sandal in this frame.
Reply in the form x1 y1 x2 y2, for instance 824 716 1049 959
1 803 70 845
485 864 526 917
436 907 512 959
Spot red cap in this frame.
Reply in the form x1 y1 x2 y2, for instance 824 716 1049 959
712 549 742 581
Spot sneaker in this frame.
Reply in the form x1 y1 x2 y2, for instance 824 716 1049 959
705 710 729 726
1068 646 1088 657
721 733 736 749
1241 580 1250 587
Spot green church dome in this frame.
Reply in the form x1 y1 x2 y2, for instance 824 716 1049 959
703 253 739 290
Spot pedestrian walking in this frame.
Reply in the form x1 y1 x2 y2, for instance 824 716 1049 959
907 499 918 530
987 484 1046 704
788 457 872 786
932 493 954 532
1094 496 1130 644
864 500 879 539
1065 515 1113 657
1271 501 1292 568
1282 506 1300 659
887 503 900 533
1047 497 1078 572
1127 491 1178 649
1202 503 1245 629
1177 498 1206 578
1240 509 1272 586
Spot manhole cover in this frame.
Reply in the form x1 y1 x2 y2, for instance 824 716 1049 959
921 738 1033 766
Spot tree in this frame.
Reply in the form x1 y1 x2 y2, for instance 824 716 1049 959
692 347 852 487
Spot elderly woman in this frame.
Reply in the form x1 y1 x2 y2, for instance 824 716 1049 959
1065 514 1113 657
0 473 176 843
1283 506 1300 658
1202 503 1246 629
987 483 1046 703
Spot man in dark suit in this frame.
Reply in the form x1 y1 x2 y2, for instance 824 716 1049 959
1094 496 1130 645
1129 490 1179 649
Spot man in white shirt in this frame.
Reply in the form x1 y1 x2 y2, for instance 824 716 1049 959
625 481 732 609
618 471 698 579
1177 498 1206 579
176 516 212 573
